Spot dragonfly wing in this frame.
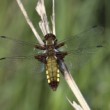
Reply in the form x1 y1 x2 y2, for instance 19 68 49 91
0 36 36 46
0 54 45 76
66 45 103 70
58 25 104 72
61 25 104 51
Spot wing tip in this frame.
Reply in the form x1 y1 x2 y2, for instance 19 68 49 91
0 36 6 38
0 57 6 60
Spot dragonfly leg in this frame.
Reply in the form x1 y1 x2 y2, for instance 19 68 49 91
56 51 68 60
55 42 65 49
34 54 47 64
35 44 46 50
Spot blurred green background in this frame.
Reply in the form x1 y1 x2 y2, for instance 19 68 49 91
0 0 110 110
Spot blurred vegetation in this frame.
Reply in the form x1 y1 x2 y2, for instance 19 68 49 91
0 0 110 110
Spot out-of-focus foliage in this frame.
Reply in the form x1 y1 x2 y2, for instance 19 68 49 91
0 0 109 110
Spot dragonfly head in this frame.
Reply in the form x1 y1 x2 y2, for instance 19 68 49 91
44 33 56 40
44 33 56 45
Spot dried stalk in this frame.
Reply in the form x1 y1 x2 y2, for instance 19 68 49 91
67 97 83 110
36 0 51 35
59 60 91 110
16 0 44 45
52 0 56 35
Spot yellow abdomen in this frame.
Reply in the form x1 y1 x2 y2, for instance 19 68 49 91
46 56 60 91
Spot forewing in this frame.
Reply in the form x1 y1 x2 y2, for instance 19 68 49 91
64 25 104 51
0 36 40 56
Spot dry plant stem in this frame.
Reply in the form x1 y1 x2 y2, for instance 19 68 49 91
16 0 44 46
67 97 83 110
36 0 51 35
61 61 91 110
52 0 56 35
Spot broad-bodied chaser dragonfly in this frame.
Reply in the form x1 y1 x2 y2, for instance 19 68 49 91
0 25 104 91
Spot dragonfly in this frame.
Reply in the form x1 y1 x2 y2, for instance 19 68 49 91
0 25 104 91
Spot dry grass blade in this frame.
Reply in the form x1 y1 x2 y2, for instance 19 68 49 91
67 97 83 110
59 61 91 110
51 0 56 35
16 0 44 45
36 0 51 35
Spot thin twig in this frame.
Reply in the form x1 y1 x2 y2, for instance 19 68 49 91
16 0 44 45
